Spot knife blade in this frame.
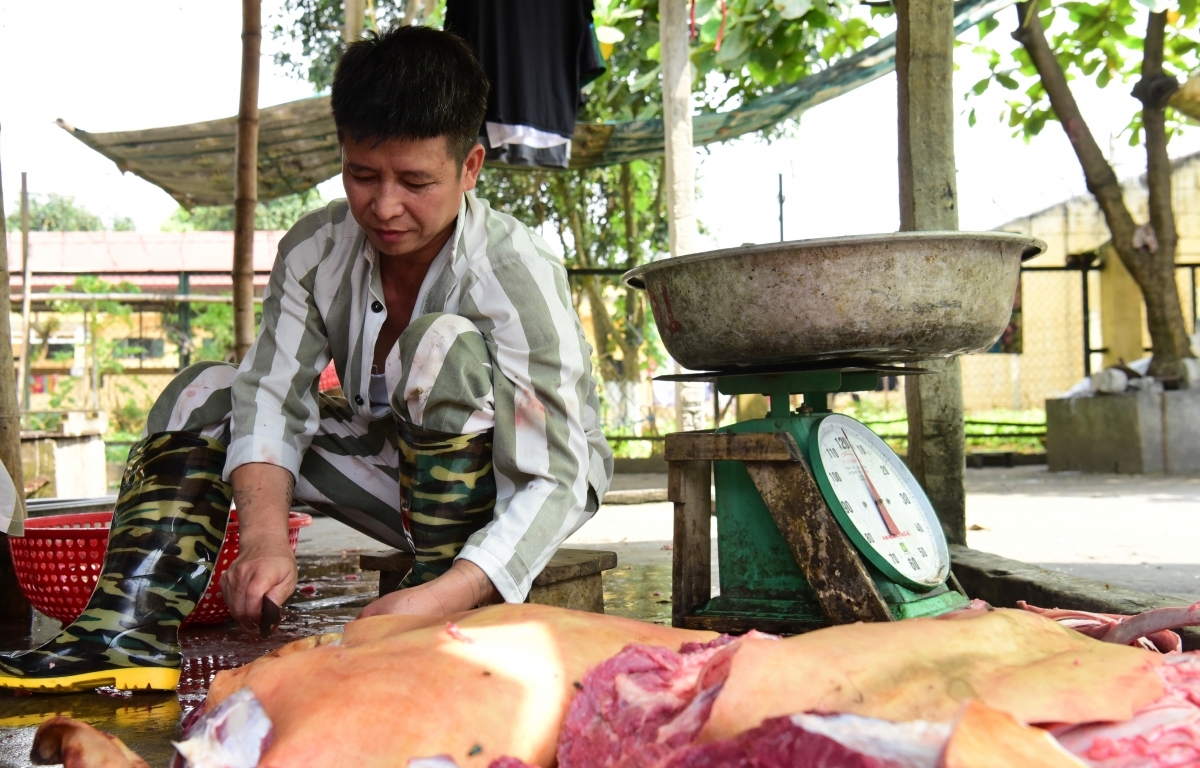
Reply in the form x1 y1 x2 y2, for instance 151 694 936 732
260 595 282 639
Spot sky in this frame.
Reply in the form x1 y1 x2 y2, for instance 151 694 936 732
1 1 1197 246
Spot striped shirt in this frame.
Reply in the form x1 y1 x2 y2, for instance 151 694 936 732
229 192 613 602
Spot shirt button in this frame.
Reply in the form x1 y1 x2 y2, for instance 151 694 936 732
371 301 384 313
354 395 364 405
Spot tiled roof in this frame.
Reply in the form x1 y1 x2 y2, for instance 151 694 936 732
5 230 285 274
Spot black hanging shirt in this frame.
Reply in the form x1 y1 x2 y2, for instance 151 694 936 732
445 0 605 168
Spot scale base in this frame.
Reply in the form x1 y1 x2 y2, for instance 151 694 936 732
676 580 969 636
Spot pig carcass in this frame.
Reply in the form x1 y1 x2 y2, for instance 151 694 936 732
28 603 1200 768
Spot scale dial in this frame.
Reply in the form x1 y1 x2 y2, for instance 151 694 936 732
809 414 950 590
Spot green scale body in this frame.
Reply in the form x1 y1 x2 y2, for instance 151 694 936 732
694 369 969 627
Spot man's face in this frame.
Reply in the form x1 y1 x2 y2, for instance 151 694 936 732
342 135 485 258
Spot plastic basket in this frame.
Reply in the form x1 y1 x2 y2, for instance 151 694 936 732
9 510 312 625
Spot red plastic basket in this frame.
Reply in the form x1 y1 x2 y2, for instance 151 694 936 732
9 510 312 625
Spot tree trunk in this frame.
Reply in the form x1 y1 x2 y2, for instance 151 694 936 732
660 0 705 431
897 0 966 545
619 162 644 385
20 173 32 413
1138 11 1193 377
0 123 32 621
1013 4 1193 379
233 0 262 363
554 176 620 382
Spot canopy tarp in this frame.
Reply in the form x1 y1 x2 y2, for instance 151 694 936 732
59 0 1013 207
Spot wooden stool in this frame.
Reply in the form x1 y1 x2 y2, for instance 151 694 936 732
359 548 618 614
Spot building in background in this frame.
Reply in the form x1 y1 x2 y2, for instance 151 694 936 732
961 150 1200 412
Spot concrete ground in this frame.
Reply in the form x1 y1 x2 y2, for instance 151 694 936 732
569 466 1200 602
329 465 1200 602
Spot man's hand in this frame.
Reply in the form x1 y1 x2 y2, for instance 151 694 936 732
222 463 297 629
358 559 500 619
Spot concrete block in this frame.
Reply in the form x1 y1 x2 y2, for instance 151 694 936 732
1165 390 1200 473
1046 389 1200 474
1046 392 1162 473
362 547 618 614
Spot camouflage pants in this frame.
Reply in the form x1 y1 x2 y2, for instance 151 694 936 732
146 313 497 573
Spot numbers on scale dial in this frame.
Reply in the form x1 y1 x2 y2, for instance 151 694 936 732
815 416 947 587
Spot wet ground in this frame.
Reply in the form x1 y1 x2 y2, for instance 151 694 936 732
0 514 676 768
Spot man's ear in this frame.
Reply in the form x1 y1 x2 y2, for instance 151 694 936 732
460 142 486 190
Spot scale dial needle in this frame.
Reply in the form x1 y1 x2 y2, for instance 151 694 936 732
840 428 902 537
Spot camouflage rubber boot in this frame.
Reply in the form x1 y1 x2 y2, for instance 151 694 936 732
397 422 497 588
0 432 232 692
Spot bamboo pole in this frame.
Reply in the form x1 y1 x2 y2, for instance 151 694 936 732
344 0 365 42
233 0 261 363
0 123 32 620
19 174 32 414
897 0 966 545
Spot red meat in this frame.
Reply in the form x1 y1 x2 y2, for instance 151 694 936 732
556 635 754 768
1017 600 1194 653
1054 652 1200 767
659 713 949 768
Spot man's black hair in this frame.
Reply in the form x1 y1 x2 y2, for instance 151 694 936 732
331 25 488 165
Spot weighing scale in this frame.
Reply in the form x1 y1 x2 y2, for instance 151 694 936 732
622 231 1046 635
660 363 968 635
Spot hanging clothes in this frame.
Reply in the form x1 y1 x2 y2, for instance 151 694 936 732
445 0 605 169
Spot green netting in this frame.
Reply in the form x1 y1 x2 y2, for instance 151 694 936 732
59 0 1013 207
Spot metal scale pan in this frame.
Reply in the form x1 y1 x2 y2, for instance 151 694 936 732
624 232 1047 634
623 231 1046 371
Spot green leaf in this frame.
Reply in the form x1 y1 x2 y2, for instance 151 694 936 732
629 65 660 92
996 72 1019 90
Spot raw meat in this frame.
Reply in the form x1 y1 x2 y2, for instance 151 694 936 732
701 607 1166 742
30 717 150 768
1053 653 1200 767
941 701 1084 768
659 712 951 768
1101 604 1200 649
171 688 274 768
556 635 745 768
201 604 716 768
29 605 1189 768
589 702 1078 768
1018 601 1189 653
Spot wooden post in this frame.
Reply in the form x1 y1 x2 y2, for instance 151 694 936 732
668 459 711 626
343 0 365 42
0 124 32 621
659 0 705 428
233 0 261 363
19 173 32 414
896 0 966 545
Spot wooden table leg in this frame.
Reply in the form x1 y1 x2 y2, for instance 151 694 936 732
669 459 711 628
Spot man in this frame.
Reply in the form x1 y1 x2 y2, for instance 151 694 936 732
0 25 611 692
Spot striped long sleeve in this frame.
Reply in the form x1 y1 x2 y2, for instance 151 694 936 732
227 194 612 602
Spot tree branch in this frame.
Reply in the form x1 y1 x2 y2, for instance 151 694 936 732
555 174 619 380
1011 2 1138 259
1139 12 1178 265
